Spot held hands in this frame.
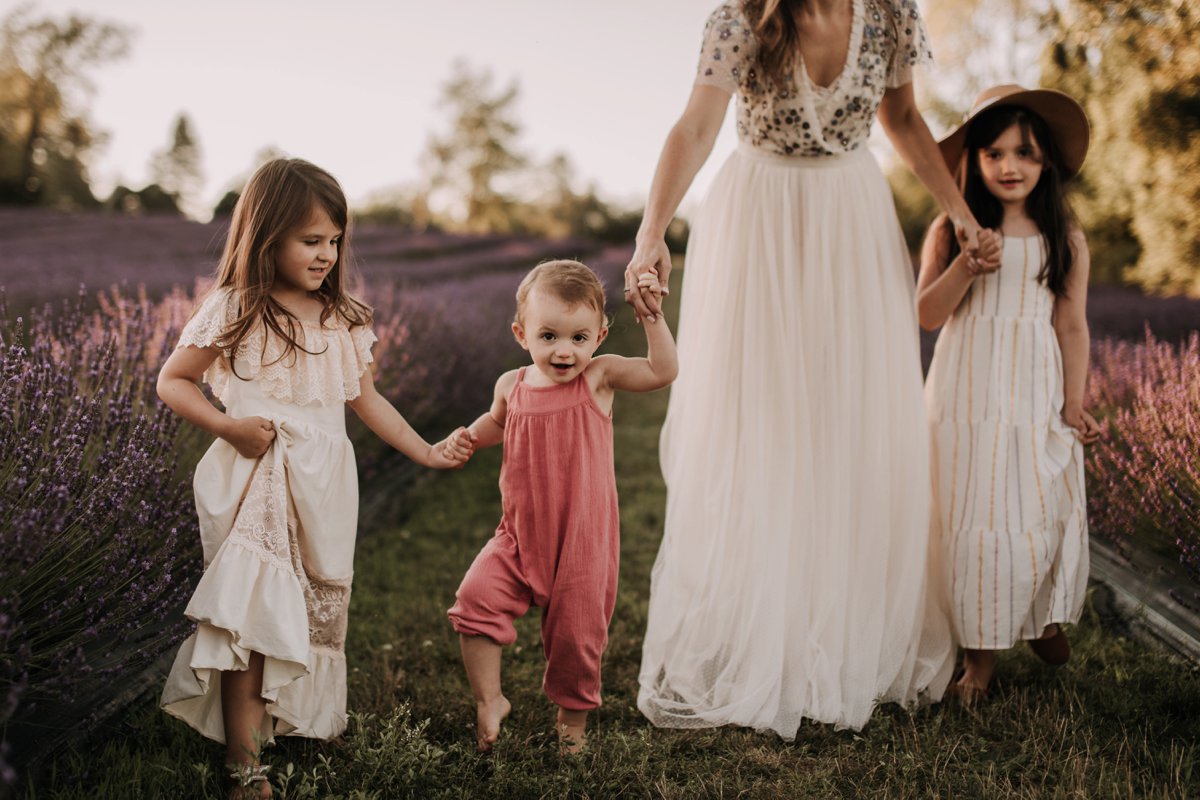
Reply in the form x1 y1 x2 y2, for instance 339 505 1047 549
1063 404 1103 445
624 237 672 323
954 219 1003 277
226 416 276 459
432 426 475 469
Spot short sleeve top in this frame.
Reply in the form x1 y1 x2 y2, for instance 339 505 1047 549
176 287 378 407
695 0 932 157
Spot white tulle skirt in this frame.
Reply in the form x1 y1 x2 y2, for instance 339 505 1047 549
638 145 954 736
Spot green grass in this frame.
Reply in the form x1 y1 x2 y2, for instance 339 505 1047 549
22 287 1200 799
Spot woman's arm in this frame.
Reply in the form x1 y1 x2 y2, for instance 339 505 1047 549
157 345 276 458
1054 229 1101 443
625 84 731 321
348 368 469 468
878 82 988 262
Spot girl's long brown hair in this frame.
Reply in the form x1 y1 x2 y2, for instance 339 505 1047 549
943 107 1077 296
212 158 372 373
742 0 803 91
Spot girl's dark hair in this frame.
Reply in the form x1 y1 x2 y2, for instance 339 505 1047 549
212 158 372 374
943 105 1077 296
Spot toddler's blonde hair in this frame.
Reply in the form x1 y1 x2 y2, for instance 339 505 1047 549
514 259 608 326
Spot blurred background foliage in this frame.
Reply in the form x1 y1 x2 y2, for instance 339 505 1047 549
5 2 1194 293
889 0 1200 297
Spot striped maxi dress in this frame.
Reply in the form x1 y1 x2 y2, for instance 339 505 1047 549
924 234 1089 649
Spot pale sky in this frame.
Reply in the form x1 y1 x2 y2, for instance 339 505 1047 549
29 0 915 220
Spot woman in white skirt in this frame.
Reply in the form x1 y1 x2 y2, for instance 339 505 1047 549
625 0 999 736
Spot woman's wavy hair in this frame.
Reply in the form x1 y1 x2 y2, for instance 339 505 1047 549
742 0 803 91
211 158 372 373
943 106 1077 296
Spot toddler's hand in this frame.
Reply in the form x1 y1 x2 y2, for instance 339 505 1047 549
637 268 663 298
1063 406 1102 444
226 416 276 459
435 426 475 469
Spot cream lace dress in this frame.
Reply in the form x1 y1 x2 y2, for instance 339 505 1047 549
638 0 955 736
161 287 376 742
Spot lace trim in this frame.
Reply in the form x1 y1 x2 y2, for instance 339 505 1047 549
176 288 377 407
226 463 292 572
224 458 353 651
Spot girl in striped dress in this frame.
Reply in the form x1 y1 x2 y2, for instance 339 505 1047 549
917 85 1102 702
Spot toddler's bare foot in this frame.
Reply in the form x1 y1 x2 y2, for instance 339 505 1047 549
556 709 588 754
475 695 511 752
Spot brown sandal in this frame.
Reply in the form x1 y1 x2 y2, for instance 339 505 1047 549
1029 624 1071 665
225 762 272 800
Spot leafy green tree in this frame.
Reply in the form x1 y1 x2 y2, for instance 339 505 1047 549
105 182 180 215
1042 0 1200 295
0 3 131 206
422 61 526 233
923 0 1054 128
149 113 203 219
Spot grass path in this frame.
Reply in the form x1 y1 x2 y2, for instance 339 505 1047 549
27 289 1200 799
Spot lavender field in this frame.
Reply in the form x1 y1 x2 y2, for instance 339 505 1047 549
0 208 629 786
2 208 1198 792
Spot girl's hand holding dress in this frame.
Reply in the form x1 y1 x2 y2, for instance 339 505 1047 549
224 416 277 459
1062 405 1102 444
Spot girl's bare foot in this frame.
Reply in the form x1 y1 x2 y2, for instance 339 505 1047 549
951 649 995 706
951 674 990 706
475 695 511 752
556 708 588 754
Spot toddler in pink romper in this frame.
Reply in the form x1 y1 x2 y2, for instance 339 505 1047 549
446 259 677 752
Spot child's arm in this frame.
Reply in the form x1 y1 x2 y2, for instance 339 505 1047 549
348 367 471 468
595 276 679 393
1054 229 1102 444
915 215 1002 330
465 371 518 450
157 345 277 458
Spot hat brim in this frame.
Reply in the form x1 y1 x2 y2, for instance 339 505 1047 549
937 89 1090 178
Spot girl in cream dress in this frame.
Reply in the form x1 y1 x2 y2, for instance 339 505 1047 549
157 158 469 797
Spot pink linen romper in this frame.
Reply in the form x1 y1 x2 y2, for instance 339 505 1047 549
448 367 620 710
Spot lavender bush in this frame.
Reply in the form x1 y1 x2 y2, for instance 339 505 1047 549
0 287 205 780
1086 330 1200 581
0 207 630 784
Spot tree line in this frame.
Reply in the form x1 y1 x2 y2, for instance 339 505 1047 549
2 2 1195 295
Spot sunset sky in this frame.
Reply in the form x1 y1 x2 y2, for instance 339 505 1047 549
31 0 916 219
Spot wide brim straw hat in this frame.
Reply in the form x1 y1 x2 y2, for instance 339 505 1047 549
937 84 1090 178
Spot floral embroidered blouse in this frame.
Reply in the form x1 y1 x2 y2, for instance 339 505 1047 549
695 0 933 157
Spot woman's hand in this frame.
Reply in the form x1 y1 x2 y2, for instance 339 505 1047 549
624 237 672 323
1063 405 1102 444
958 228 1003 277
225 416 276 459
